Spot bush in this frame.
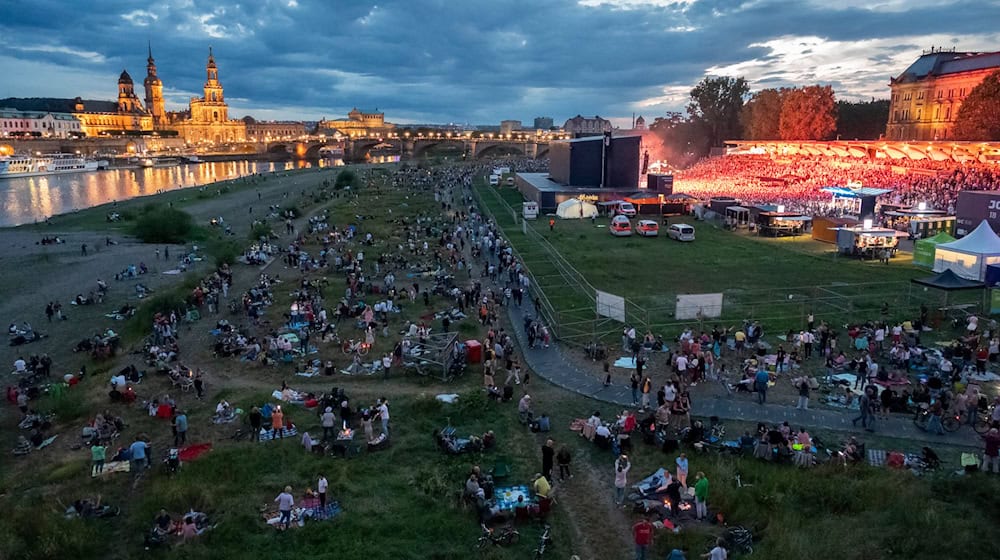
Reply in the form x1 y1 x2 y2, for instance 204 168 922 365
132 207 194 244
248 222 274 241
206 238 241 267
335 169 359 189
281 205 302 219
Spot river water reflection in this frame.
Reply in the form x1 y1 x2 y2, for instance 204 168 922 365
0 159 332 227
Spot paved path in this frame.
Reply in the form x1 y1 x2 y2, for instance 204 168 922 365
505 302 982 448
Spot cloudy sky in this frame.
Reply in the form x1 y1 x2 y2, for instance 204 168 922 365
1 0 998 126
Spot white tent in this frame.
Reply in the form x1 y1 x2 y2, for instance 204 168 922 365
932 220 1000 280
556 198 598 219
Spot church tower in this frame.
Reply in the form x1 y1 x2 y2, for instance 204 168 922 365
117 69 142 113
202 47 226 122
143 43 166 127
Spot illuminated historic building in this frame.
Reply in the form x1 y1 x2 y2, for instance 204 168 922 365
887 48 1000 141
0 69 153 137
143 44 166 128
316 108 394 138
0 108 82 138
167 49 247 144
242 117 307 141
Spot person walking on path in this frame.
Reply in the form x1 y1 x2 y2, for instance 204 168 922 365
275 486 294 530
694 471 709 521
641 377 652 411
193 371 204 399
852 387 874 432
614 454 631 505
632 516 654 560
174 410 188 446
795 376 811 410
630 372 640 405
754 368 769 405
542 439 555 481
557 446 572 481
249 406 262 442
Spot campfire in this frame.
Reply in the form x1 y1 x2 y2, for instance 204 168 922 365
338 421 353 439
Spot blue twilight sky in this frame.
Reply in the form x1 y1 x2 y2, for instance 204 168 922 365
0 0 998 126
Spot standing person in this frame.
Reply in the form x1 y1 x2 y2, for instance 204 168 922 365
549 217 555 232
274 486 294 530
614 454 631 505
129 437 149 474
675 453 689 489
174 410 188 446
377 398 390 437
796 376 811 410
249 406 262 442
641 377 652 411
630 371 640 406
271 406 285 439
317 475 329 509
45 302 54 323
702 539 728 560
557 446 572 481
754 367 769 405
852 387 874 432
694 471 709 521
632 515 654 560
91 443 106 478
541 439 555 481
193 371 204 399
982 428 1000 473
321 407 336 441
381 353 392 380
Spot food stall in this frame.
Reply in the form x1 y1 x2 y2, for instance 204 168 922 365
834 225 908 259
756 211 812 237
724 206 751 230
812 216 860 244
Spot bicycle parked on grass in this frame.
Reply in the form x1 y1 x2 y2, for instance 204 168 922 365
532 524 552 559
477 523 519 549
342 339 370 356
723 526 754 555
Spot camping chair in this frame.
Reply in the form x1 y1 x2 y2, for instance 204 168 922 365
490 455 512 481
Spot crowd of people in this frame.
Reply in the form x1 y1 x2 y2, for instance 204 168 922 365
677 153 1000 216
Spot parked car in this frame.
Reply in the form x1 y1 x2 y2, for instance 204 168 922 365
610 215 633 236
635 220 659 237
667 223 695 241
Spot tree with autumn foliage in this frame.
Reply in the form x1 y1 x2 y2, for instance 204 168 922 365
741 88 786 140
953 69 1000 140
779 85 838 140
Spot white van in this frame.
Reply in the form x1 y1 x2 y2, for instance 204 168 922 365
489 175 500 186
667 223 695 241
610 201 636 217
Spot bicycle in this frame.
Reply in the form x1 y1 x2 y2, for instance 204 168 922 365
913 409 961 433
973 406 997 435
724 526 754 555
476 523 519 549
342 339 370 356
532 524 552 559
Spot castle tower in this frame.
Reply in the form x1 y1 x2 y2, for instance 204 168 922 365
117 69 142 113
143 43 166 126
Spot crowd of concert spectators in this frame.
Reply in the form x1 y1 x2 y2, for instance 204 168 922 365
675 154 1000 215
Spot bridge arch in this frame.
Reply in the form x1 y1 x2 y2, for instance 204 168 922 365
475 143 524 159
535 146 549 159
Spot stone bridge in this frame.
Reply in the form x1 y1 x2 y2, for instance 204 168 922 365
261 136 551 160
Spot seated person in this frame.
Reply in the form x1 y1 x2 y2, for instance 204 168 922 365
839 437 864 464
532 473 552 499
486 384 502 401
465 474 481 498
154 509 174 536
532 413 551 433
594 424 612 447
739 431 757 454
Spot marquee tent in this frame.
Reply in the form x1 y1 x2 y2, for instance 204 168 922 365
932 220 1000 280
913 231 957 268
556 198 598 219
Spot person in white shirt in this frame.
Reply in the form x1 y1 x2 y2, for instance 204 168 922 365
317 475 329 508
274 486 294 530
703 539 728 560
675 354 688 376
377 399 390 436
13 357 26 373
664 382 678 404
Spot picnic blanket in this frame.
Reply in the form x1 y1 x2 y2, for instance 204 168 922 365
178 443 212 462
872 378 911 387
613 356 637 369
299 497 343 521
435 394 459 404
494 485 533 511
96 460 131 476
970 371 1000 382
259 426 298 442
272 390 307 404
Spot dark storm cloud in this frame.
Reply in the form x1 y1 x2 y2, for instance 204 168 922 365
0 0 997 124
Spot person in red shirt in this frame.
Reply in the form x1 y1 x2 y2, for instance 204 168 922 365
633 516 654 560
983 428 1000 473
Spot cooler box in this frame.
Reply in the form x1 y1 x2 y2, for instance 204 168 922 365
465 340 482 363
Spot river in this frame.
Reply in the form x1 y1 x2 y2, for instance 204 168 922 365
0 158 342 227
